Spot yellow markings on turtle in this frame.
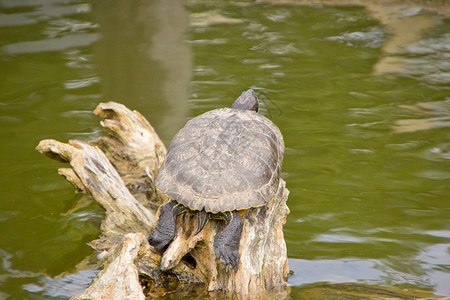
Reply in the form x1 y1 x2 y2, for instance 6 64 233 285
222 211 233 225
238 209 247 216
172 203 188 215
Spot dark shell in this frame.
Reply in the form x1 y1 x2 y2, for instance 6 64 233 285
156 108 284 213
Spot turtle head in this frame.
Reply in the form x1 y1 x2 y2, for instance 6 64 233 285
231 89 259 112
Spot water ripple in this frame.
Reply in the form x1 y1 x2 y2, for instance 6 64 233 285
44 18 99 38
23 270 99 299
288 258 384 286
2 33 99 54
64 76 99 89
326 26 385 48
187 38 228 45
0 2 90 28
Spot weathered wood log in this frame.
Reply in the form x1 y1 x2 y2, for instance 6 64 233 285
90 102 167 205
36 139 155 250
72 233 149 300
37 102 167 250
36 102 290 298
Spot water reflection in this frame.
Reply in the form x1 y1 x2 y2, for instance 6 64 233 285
22 270 98 299
370 4 437 75
288 258 385 285
92 0 192 144
416 243 450 296
394 99 450 133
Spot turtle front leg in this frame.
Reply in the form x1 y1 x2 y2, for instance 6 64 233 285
214 210 243 272
148 200 187 253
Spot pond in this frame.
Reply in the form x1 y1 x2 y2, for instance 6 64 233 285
0 0 449 298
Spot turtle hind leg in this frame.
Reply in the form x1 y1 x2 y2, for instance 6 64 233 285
148 200 187 253
214 210 243 272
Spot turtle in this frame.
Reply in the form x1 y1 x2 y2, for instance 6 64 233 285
148 89 284 272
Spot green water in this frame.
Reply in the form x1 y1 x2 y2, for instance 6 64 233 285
1 0 449 298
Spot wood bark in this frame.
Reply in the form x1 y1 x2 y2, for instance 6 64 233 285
36 102 290 298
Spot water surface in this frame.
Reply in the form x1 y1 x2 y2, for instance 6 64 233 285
0 0 449 298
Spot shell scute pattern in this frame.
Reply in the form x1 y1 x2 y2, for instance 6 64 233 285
232 154 267 188
224 167 249 193
156 108 284 213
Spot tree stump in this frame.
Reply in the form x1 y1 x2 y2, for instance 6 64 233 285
36 102 290 298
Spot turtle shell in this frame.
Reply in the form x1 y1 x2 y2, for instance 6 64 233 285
155 108 284 213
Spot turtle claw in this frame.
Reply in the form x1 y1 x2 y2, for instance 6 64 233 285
213 211 243 273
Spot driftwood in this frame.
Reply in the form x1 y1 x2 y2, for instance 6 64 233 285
36 102 290 298
90 102 166 197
